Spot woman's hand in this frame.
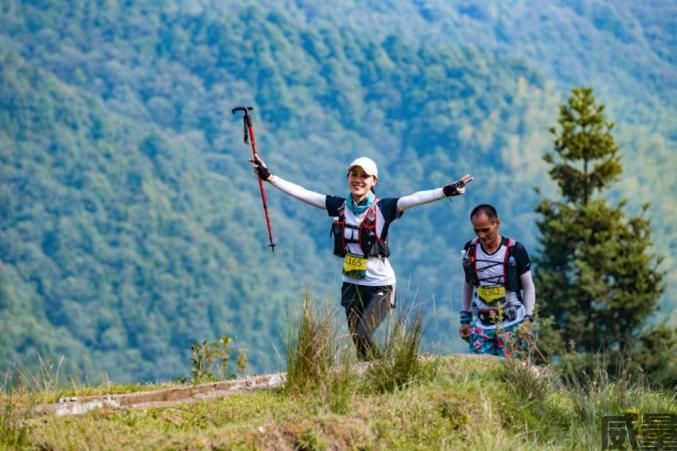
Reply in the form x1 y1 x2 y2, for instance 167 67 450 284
251 155 272 181
443 174 473 197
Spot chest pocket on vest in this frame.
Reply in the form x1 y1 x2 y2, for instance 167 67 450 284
331 202 390 258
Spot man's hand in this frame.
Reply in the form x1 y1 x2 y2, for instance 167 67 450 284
251 155 271 181
459 310 472 342
459 323 470 342
518 317 533 339
443 174 474 197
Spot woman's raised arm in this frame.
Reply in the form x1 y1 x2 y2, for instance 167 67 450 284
252 155 327 209
269 175 327 209
397 174 473 212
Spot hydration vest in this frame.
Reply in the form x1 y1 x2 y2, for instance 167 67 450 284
331 200 390 258
462 236 522 294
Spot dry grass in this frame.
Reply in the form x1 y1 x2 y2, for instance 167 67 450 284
3 354 676 450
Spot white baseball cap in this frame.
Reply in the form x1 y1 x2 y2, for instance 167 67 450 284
347 157 378 178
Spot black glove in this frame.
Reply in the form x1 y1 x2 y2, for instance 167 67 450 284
443 182 464 197
251 155 271 181
459 310 472 342
443 175 473 197
459 323 470 342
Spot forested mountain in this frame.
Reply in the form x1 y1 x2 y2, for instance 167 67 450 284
1 0 674 382
260 0 675 102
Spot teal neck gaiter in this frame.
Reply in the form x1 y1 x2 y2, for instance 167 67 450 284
346 191 375 215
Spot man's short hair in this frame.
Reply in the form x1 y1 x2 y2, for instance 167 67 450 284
470 204 498 221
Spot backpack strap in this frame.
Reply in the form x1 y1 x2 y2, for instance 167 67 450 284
360 198 379 224
502 237 514 286
335 198 383 256
337 201 348 252
470 238 480 286
357 198 380 254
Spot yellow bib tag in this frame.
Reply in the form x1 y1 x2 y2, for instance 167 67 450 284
343 253 368 279
477 285 506 305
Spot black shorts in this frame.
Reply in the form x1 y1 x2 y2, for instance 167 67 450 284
340 283 395 311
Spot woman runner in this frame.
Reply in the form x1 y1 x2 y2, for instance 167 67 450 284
252 155 472 360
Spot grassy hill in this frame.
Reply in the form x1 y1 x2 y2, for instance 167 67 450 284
2 355 676 450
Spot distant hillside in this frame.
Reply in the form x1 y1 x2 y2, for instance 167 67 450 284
256 0 676 102
0 46 324 380
0 0 674 382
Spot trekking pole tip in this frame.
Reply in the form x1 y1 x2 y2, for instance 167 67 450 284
269 242 276 253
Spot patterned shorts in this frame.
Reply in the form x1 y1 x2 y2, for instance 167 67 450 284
469 320 528 357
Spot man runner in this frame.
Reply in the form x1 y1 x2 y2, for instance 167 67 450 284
459 204 536 356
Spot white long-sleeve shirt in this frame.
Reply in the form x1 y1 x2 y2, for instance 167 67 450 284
269 175 447 212
268 175 454 286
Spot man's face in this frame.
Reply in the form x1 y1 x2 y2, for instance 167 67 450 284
471 212 500 247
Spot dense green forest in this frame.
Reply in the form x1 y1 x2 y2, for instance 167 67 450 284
1 0 674 382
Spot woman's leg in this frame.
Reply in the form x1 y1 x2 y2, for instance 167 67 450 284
341 283 393 360
341 283 365 357
354 286 392 359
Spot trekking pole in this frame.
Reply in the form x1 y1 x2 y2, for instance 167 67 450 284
525 334 548 363
232 106 276 252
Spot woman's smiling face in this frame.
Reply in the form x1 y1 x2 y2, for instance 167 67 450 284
347 166 376 200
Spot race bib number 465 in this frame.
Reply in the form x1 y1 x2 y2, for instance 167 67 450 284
343 253 368 279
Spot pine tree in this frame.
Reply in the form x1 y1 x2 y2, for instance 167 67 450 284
535 87 664 356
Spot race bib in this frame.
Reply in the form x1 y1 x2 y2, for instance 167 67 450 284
343 252 368 279
477 285 506 305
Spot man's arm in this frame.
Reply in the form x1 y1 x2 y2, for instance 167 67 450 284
459 280 474 342
520 270 535 317
462 280 473 312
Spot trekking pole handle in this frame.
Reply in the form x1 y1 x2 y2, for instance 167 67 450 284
232 106 253 126
232 106 254 143
231 106 253 114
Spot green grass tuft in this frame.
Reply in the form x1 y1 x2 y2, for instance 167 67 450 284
365 307 434 393
285 290 341 393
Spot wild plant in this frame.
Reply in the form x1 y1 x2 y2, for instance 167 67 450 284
365 307 428 393
285 290 343 394
191 336 247 383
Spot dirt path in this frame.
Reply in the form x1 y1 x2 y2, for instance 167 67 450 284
34 373 286 417
33 354 504 417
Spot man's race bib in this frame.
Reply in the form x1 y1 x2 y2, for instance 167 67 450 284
477 285 506 305
343 252 368 279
